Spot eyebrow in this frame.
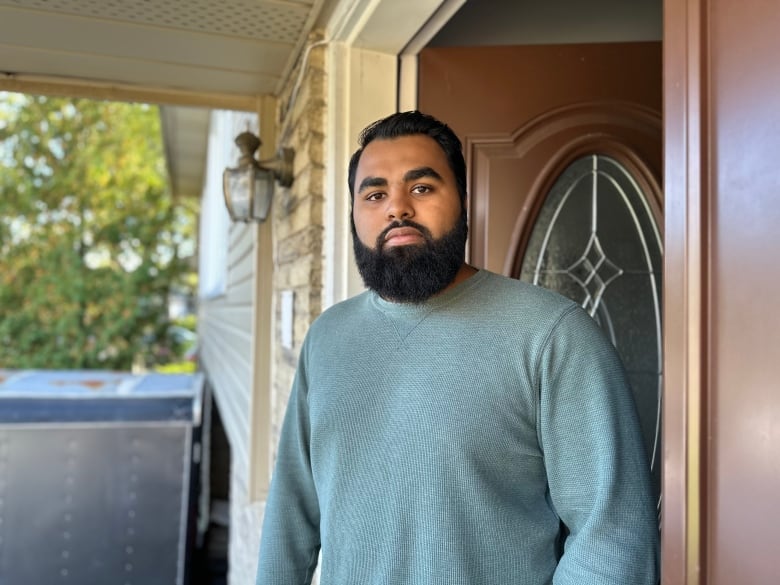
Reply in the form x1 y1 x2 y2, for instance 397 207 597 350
357 176 387 193
357 166 444 194
404 166 443 183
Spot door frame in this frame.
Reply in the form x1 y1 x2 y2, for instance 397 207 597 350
399 1 700 584
662 0 706 583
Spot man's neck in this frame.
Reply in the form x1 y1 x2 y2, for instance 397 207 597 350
440 263 478 296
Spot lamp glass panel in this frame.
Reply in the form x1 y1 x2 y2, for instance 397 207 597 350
224 168 254 220
252 171 274 221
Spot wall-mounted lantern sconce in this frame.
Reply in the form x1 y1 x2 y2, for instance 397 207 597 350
222 131 294 222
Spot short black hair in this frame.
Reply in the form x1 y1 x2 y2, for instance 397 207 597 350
347 111 467 205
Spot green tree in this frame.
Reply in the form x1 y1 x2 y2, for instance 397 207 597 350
0 92 197 370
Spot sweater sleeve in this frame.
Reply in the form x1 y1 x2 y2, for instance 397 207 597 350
256 346 321 585
537 306 659 585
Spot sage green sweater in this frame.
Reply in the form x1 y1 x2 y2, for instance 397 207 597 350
256 270 658 584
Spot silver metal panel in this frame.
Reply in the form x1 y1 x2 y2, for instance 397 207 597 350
0 371 204 585
0 425 191 585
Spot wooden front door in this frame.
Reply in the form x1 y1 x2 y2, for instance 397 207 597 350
418 42 663 503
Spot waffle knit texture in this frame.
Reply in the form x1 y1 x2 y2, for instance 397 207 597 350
256 270 659 584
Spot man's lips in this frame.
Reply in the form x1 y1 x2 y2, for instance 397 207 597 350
383 226 425 248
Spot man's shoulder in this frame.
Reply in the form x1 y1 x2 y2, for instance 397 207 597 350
306 290 373 337
472 270 577 314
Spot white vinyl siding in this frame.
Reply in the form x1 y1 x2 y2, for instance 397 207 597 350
198 110 259 480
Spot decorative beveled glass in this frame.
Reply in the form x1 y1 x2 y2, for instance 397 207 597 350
520 154 663 507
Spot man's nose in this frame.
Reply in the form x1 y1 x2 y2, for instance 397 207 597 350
385 191 414 221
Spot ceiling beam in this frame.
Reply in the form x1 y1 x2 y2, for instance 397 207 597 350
0 72 262 111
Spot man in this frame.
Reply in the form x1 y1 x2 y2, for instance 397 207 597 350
256 111 659 584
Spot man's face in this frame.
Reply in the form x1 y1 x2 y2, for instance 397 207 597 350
351 134 467 303
352 135 462 251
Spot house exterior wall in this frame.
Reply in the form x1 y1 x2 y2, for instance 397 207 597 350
228 458 265 585
271 36 327 451
199 110 260 474
222 34 329 585
196 108 270 585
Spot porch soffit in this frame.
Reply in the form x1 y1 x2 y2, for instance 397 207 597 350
326 0 451 53
0 0 333 198
0 0 329 99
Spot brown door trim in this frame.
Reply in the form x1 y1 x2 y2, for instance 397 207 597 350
663 0 709 583
463 101 662 273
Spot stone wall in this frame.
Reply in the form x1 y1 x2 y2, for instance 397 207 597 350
228 463 265 585
272 31 327 459
227 31 327 585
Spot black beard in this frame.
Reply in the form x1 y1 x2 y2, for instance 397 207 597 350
352 211 468 303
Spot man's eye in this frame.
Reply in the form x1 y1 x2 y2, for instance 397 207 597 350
411 185 431 194
365 192 384 201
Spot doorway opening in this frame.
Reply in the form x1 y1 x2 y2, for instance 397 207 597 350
416 0 664 543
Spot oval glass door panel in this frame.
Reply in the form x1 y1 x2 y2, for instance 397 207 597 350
519 154 662 505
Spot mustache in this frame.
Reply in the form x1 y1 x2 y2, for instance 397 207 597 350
376 220 433 249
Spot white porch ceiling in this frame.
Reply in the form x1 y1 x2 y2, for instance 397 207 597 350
159 106 210 199
0 0 329 98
